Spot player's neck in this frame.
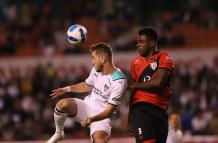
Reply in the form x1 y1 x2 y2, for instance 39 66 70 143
102 62 116 75
142 47 158 58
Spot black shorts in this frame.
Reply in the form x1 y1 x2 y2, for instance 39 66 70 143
130 102 168 143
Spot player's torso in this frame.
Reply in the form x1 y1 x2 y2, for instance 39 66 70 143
85 73 113 109
133 54 160 81
130 52 173 109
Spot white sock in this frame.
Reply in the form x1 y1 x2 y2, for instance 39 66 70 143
54 107 67 133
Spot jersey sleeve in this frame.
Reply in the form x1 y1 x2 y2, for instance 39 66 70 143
85 67 96 86
107 79 127 105
159 53 174 71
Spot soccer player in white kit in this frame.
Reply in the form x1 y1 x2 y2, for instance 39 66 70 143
47 43 127 143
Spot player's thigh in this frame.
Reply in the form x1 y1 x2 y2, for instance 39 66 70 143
90 118 111 141
156 114 168 143
131 105 156 142
92 130 109 143
72 98 99 122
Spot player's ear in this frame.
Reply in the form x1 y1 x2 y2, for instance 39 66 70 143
150 41 155 47
100 55 106 64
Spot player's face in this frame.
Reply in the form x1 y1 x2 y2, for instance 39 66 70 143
137 35 153 56
91 51 103 72
169 114 180 130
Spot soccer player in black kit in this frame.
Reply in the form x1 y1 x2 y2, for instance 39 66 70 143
128 27 174 143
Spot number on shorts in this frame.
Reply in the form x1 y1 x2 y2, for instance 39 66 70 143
138 128 142 135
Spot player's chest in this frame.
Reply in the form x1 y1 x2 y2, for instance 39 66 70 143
93 76 112 96
134 59 159 78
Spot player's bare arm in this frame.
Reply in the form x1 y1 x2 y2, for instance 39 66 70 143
129 68 171 91
81 104 116 127
50 82 93 99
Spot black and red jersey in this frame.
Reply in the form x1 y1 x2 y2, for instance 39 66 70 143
130 51 174 110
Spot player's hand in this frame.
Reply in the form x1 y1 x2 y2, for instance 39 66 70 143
50 88 66 99
127 83 137 95
128 82 137 89
81 117 92 127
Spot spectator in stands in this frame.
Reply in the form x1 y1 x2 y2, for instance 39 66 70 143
167 113 183 143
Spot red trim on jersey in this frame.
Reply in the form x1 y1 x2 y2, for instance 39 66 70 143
130 52 174 110
142 139 156 143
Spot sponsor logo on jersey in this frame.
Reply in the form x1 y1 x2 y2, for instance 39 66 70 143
93 87 109 100
104 84 109 91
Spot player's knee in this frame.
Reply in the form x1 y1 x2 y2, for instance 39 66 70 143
92 131 109 143
57 99 68 110
57 98 75 110
56 98 77 116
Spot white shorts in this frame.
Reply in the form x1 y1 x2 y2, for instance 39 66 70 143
72 98 112 138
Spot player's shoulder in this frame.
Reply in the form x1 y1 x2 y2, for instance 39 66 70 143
159 51 172 58
131 55 142 65
158 51 173 61
110 70 127 89
111 70 126 81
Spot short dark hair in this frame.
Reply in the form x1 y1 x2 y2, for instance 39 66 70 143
90 42 113 60
138 26 158 41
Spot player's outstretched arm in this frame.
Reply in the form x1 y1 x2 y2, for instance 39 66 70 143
50 82 93 99
81 104 116 127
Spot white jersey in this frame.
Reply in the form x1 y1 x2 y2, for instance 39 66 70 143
84 67 127 111
166 128 183 143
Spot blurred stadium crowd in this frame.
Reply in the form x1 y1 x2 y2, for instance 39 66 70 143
0 0 218 56
0 0 218 141
0 56 218 140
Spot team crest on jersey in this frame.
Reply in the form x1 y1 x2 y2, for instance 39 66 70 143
104 84 109 91
150 61 157 70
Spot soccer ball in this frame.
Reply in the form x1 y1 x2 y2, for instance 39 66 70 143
67 24 87 45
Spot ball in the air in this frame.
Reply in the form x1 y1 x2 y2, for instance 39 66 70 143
67 24 87 45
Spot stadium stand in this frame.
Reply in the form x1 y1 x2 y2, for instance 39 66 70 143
0 0 218 142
